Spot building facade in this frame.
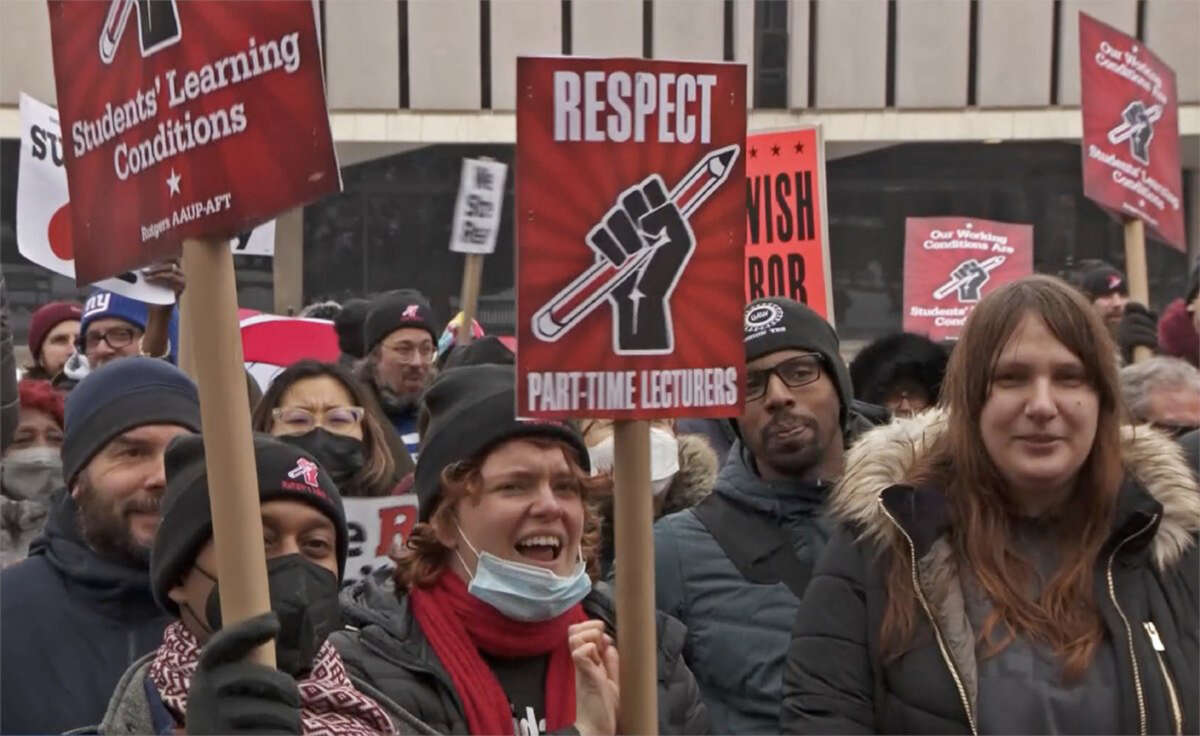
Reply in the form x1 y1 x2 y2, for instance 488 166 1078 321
2 0 1198 342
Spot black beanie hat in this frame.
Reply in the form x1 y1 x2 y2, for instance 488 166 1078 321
743 298 853 427
364 290 438 354
151 433 348 614
63 357 201 486
334 298 371 359
1079 263 1128 300
415 364 589 522
441 335 515 370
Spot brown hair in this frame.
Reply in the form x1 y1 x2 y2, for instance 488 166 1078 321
881 275 1124 679
395 437 608 591
251 360 397 496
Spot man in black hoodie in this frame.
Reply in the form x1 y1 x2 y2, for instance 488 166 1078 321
0 357 201 734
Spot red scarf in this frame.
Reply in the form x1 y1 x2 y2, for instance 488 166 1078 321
148 621 394 736
409 569 588 736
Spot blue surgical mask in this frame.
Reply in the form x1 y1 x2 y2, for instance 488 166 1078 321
455 525 592 622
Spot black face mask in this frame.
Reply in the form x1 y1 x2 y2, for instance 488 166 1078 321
279 428 365 489
197 554 342 678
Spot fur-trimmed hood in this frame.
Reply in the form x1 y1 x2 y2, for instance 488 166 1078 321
660 433 718 515
829 409 1200 570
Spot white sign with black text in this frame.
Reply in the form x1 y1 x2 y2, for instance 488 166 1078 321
449 158 508 254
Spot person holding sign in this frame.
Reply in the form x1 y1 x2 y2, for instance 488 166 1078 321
333 365 709 736
653 297 866 734
78 287 181 371
1071 261 1160 364
0 358 200 734
783 276 1199 734
93 433 418 735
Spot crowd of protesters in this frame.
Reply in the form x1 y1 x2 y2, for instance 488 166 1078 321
0 252 1197 736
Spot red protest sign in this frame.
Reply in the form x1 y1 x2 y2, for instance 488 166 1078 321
47 0 340 283
1079 12 1184 251
902 216 1034 341
516 57 747 420
745 127 831 320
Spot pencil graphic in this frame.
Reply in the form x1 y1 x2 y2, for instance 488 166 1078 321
100 0 136 63
532 144 740 342
932 255 1005 300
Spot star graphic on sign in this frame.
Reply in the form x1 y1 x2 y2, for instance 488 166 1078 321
794 141 804 154
749 147 758 158
770 145 781 156
166 169 181 197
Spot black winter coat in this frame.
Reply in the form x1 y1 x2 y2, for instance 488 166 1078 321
782 412 1200 735
332 572 710 735
0 492 169 735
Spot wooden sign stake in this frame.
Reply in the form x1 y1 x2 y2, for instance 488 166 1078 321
457 253 484 348
182 236 274 666
612 419 658 735
1123 218 1153 363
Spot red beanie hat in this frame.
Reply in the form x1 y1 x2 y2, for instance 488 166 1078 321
28 301 83 360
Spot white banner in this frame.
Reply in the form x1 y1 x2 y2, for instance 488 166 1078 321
17 92 275 304
343 494 420 584
449 158 508 254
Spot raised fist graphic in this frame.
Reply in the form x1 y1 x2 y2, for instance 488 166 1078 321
586 175 694 354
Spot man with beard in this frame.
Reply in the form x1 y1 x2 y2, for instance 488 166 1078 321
1074 260 1159 363
0 357 200 734
652 297 855 734
358 290 439 458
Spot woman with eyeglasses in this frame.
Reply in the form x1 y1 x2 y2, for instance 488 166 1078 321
782 276 1199 735
252 361 415 497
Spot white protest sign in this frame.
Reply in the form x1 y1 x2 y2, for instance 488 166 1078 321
449 158 508 254
343 494 419 584
17 93 275 304
17 93 174 304
231 221 277 257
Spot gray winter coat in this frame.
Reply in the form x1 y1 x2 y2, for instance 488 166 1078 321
331 573 710 735
652 440 833 734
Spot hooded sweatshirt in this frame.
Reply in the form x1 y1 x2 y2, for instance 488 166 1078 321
0 491 169 735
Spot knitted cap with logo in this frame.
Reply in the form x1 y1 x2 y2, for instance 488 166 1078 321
742 297 853 427
1079 264 1128 301
150 433 348 614
363 290 439 353
414 364 590 522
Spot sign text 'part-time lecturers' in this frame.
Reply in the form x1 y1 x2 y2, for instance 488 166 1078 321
517 56 747 420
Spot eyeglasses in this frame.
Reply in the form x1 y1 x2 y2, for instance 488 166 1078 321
382 340 435 363
272 406 366 433
745 354 823 401
84 326 138 351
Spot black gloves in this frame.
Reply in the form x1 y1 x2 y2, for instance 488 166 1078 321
1118 302 1159 364
187 611 303 735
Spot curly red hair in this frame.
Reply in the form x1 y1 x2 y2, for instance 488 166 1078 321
18 379 65 428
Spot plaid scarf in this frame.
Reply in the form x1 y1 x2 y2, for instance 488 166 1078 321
148 621 394 736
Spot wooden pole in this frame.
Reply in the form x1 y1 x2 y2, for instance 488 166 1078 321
457 253 484 347
612 419 658 735
1123 218 1153 363
182 236 275 667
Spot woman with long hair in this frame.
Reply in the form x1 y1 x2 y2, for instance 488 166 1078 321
783 275 1198 734
252 360 415 496
332 364 709 735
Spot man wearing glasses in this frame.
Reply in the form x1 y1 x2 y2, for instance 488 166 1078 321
652 297 857 734
359 290 439 459
78 276 182 373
